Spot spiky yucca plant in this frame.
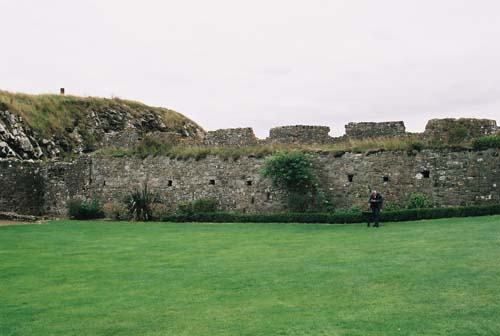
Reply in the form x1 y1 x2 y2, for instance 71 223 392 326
124 184 160 221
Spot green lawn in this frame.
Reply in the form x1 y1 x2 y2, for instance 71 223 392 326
1 217 500 336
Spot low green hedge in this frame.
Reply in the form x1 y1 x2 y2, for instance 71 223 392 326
161 203 500 224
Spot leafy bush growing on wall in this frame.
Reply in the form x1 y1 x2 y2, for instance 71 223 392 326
261 151 331 212
448 125 469 144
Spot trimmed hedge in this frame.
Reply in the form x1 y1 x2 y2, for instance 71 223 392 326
161 203 500 224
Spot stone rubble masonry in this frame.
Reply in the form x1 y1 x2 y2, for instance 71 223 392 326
2 108 498 156
424 118 498 141
1 148 498 216
0 158 90 216
267 125 332 144
203 128 259 147
199 118 497 147
344 121 406 139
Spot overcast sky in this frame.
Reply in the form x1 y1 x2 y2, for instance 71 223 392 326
1 0 499 137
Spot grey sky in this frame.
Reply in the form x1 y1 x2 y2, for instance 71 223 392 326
1 0 499 137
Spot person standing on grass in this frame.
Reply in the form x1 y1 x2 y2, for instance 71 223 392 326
368 190 383 228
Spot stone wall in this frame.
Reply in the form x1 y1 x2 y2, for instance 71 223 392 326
42 159 91 215
0 160 45 215
267 125 332 144
344 121 406 139
2 149 499 216
424 118 498 141
89 156 284 214
103 131 187 149
0 158 91 216
103 131 141 149
315 149 499 209
86 149 500 212
203 128 258 147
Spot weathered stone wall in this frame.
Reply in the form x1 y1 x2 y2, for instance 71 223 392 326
315 149 499 209
0 158 91 216
203 128 259 147
103 131 141 149
89 156 284 214
42 159 91 215
2 149 499 216
424 118 498 141
103 131 187 149
344 121 406 139
0 160 45 215
267 125 332 144
86 149 499 214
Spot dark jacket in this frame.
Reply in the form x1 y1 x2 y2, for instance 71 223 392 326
369 193 383 209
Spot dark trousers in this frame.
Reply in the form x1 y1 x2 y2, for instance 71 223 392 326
369 208 381 227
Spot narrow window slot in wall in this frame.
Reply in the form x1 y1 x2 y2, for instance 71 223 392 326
209 179 216 185
246 180 253 186
383 176 389 182
102 180 106 186
347 174 354 182
167 180 173 187
251 196 255 204
266 192 271 201
422 170 430 178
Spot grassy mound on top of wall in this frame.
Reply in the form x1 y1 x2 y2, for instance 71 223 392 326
161 203 500 224
0 90 203 156
0 90 201 138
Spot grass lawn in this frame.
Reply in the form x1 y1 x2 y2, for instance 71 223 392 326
1 216 500 336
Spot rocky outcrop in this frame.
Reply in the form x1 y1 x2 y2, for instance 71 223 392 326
0 92 205 160
0 110 58 160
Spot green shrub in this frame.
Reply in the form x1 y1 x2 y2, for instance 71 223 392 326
383 202 402 211
261 151 330 212
193 198 218 213
472 135 500 150
312 188 334 212
407 192 430 209
124 184 160 221
133 135 172 159
287 192 315 213
262 151 316 192
150 203 170 221
408 140 425 151
448 125 469 144
66 198 105 220
177 201 194 215
103 201 129 220
177 198 218 215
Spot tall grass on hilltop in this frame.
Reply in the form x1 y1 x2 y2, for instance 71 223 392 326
0 90 202 139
